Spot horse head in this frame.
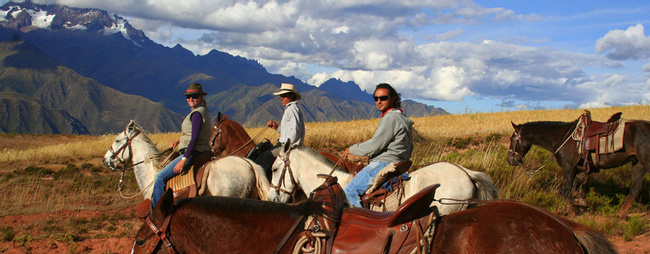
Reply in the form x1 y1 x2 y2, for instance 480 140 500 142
209 112 227 156
103 120 142 171
268 139 302 203
507 122 531 166
132 190 176 254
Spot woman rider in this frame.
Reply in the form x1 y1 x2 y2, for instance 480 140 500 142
151 83 212 207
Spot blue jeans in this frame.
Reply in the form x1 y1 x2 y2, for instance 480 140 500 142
151 155 194 207
344 161 391 207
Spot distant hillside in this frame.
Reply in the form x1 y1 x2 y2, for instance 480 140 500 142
0 1 447 133
0 40 182 134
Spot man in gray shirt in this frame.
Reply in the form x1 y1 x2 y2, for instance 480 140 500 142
343 83 414 207
255 83 305 178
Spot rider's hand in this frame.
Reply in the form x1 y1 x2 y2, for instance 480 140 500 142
267 120 278 130
173 159 185 173
343 147 350 159
170 140 180 149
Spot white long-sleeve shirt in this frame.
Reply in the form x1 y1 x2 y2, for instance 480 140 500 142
278 101 305 145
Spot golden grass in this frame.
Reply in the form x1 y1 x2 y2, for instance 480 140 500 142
1 105 647 166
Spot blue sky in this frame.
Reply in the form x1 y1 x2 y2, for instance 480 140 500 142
6 0 650 114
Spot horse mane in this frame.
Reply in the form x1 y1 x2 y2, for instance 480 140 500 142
177 195 327 217
295 145 342 172
524 120 578 128
131 124 166 165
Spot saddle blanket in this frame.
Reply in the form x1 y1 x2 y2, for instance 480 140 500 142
597 120 626 154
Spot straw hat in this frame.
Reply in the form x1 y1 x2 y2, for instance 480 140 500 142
272 83 301 100
183 83 207 96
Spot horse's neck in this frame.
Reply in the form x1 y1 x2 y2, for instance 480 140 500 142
292 150 354 194
131 138 159 199
224 123 255 156
133 163 156 199
526 122 575 151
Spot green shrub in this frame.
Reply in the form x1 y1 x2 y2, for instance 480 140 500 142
1 226 16 241
623 215 649 241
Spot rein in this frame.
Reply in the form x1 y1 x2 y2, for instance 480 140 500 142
510 121 578 175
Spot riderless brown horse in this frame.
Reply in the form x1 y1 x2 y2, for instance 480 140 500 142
209 112 361 173
507 112 650 217
132 187 615 253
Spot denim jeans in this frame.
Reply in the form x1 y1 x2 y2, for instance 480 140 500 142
151 154 194 207
344 161 391 207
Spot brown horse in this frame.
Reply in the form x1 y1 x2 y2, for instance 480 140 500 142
507 116 650 217
132 190 615 253
209 112 361 173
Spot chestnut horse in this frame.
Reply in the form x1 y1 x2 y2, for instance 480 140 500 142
209 112 361 172
132 190 615 253
507 117 650 217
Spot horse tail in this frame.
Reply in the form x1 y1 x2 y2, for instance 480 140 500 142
573 228 617 254
460 166 499 201
245 158 270 201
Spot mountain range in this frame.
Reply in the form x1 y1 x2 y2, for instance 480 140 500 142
0 1 447 134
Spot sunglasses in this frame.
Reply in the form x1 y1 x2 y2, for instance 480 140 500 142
186 94 200 99
373 95 390 101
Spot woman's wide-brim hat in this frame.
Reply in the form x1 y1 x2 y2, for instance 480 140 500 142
272 83 301 100
183 83 207 96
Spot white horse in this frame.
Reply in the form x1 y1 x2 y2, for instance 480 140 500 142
268 142 499 216
102 120 269 201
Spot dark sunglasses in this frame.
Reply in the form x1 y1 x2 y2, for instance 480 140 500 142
186 94 200 99
373 95 390 101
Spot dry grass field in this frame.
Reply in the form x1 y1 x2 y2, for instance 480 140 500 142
0 105 649 253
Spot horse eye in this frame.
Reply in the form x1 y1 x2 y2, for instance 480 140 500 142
135 239 146 247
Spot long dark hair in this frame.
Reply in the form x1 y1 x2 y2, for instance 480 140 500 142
375 83 401 108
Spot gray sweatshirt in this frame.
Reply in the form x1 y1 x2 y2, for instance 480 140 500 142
349 108 414 163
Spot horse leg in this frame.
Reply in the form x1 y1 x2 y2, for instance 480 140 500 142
560 166 578 215
618 163 646 218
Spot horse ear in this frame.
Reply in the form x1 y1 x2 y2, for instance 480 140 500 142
511 121 518 129
127 120 135 132
217 112 223 122
282 139 292 154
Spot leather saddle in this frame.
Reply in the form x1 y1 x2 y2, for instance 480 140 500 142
297 175 439 254
166 151 213 200
576 110 622 172
361 160 412 211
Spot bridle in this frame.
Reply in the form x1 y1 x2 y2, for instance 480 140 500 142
270 152 300 202
107 130 149 199
107 130 144 171
209 120 224 156
143 213 176 254
509 122 579 175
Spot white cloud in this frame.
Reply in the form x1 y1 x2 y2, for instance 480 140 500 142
19 0 650 110
595 23 650 60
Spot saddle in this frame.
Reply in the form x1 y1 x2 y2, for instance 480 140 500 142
361 160 412 211
574 110 623 172
166 151 213 200
288 175 439 254
247 139 273 161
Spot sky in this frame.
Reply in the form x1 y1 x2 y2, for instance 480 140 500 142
5 0 650 114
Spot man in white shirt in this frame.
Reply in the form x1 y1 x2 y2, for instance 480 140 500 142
254 83 305 178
